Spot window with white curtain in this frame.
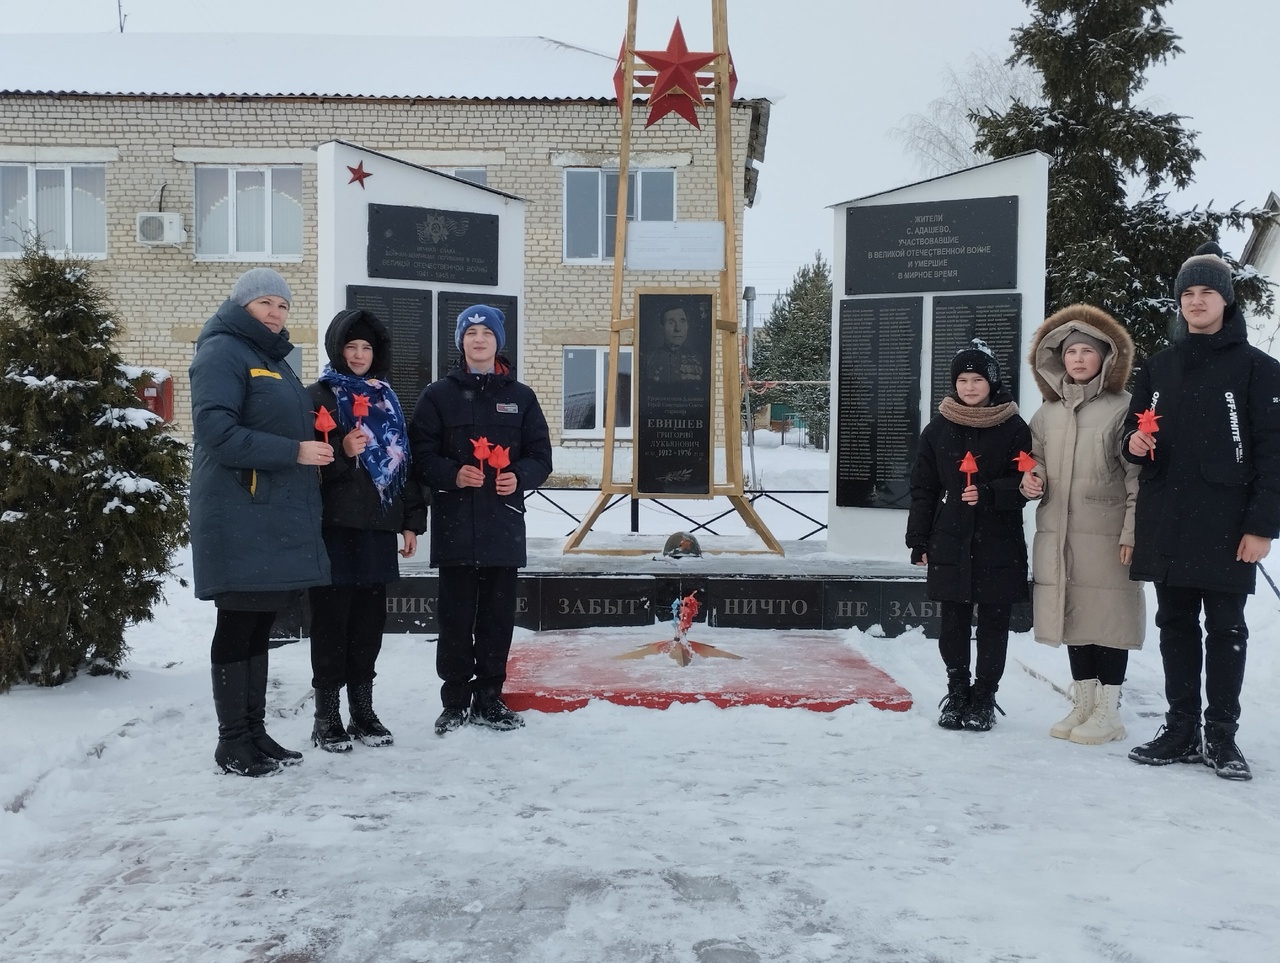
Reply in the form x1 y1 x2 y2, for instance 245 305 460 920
563 168 675 263
0 164 106 257
194 166 303 260
562 346 633 436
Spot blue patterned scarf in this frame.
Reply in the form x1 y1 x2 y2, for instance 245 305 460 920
319 365 409 509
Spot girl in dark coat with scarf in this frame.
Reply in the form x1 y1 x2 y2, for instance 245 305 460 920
907 339 1031 732
189 268 334 777
307 309 427 752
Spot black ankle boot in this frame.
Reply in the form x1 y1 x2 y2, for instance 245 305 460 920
937 674 970 730
212 663 279 777
471 690 524 731
246 654 302 765
312 687 353 752
963 682 1004 732
1128 713 1203 766
1204 724 1251 781
347 680 394 747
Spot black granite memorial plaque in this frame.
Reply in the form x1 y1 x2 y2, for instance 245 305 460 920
367 203 499 286
821 582 884 631
515 579 540 631
705 578 824 630
538 578 653 630
635 291 714 495
344 285 432 419
436 291 519 378
384 576 438 633
929 294 1023 411
834 297 923 509
846 196 1019 295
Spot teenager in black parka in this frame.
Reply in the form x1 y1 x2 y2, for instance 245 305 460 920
1123 242 1280 780
307 309 427 752
907 339 1031 732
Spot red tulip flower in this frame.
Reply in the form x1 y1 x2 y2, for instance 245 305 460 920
1014 450 1037 472
352 393 370 423
487 445 511 472
1137 408 1161 460
314 406 337 444
959 451 979 488
471 436 492 466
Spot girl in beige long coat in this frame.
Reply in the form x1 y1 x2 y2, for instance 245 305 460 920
1020 304 1145 745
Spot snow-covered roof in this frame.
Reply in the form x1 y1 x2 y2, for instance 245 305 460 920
0 33 778 103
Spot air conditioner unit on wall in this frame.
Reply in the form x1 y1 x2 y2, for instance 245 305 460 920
135 212 187 246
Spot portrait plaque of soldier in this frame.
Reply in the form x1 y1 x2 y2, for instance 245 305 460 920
635 290 715 496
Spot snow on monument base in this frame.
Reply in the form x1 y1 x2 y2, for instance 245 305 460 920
503 630 912 713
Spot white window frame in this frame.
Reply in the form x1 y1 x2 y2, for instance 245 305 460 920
0 163 107 259
436 167 488 186
193 165 304 262
561 345 634 439
562 168 675 264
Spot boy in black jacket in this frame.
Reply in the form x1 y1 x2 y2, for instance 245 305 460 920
1123 243 1280 780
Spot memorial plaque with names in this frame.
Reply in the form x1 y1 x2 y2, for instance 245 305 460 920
929 294 1023 412
345 285 432 419
835 297 923 509
436 291 519 379
367 203 500 286
635 291 715 495
846 196 1019 295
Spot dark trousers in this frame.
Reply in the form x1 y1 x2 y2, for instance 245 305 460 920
437 565 518 709
1067 644 1129 686
210 609 275 665
308 584 388 690
938 600 1011 687
1154 583 1248 732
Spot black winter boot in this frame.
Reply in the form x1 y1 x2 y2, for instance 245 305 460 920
471 690 525 731
312 687 353 753
1204 725 1251 781
246 654 302 765
1128 713 1203 766
937 674 970 730
212 663 279 777
434 705 470 736
963 682 1004 732
347 681 394 747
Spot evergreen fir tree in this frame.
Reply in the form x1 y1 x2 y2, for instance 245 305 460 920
750 253 833 449
973 0 1273 359
0 243 190 691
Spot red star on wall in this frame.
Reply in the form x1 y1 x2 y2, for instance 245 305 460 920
635 19 719 128
347 161 372 188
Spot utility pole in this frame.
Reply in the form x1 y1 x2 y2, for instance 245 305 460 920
117 1 127 33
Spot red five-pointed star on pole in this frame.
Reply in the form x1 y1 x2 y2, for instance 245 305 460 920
635 19 718 127
347 161 372 188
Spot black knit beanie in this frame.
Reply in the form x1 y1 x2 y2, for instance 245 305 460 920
950 338 1002 390
1174 241 1235 305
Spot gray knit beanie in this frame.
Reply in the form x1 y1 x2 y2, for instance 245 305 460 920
1174 241 1234 306
230 268 292 308
1060 328 1110 357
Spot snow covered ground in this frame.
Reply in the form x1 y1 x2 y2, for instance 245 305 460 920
2 435 1279 962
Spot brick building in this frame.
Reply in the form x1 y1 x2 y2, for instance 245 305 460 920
0 33 772 444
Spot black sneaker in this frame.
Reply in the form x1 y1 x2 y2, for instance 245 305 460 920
1128 718 1202 766
471 695 525 731
434 706 469 736
1204 735 1252 781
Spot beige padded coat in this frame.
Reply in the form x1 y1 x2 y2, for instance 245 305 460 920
1026 305 1145 649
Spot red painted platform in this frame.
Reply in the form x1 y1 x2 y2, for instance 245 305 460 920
503 629 913 713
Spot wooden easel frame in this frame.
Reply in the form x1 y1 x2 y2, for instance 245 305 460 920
563 0 781 556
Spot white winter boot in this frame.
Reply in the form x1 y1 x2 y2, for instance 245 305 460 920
1050 679 1099 740
1069 684 1126 745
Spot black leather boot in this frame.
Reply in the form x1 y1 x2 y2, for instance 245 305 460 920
471 690 525 731
963 681 1005 732
312 687 353 752
212 663 279 777
246 654 302 765
347 680 394 747
937 673 970 730
1204 724 1251 781
1128 713 1203 765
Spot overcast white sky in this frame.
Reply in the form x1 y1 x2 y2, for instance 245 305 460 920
9 0 1278 303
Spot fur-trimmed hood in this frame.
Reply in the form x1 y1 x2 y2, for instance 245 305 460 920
1028 304 1134 402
